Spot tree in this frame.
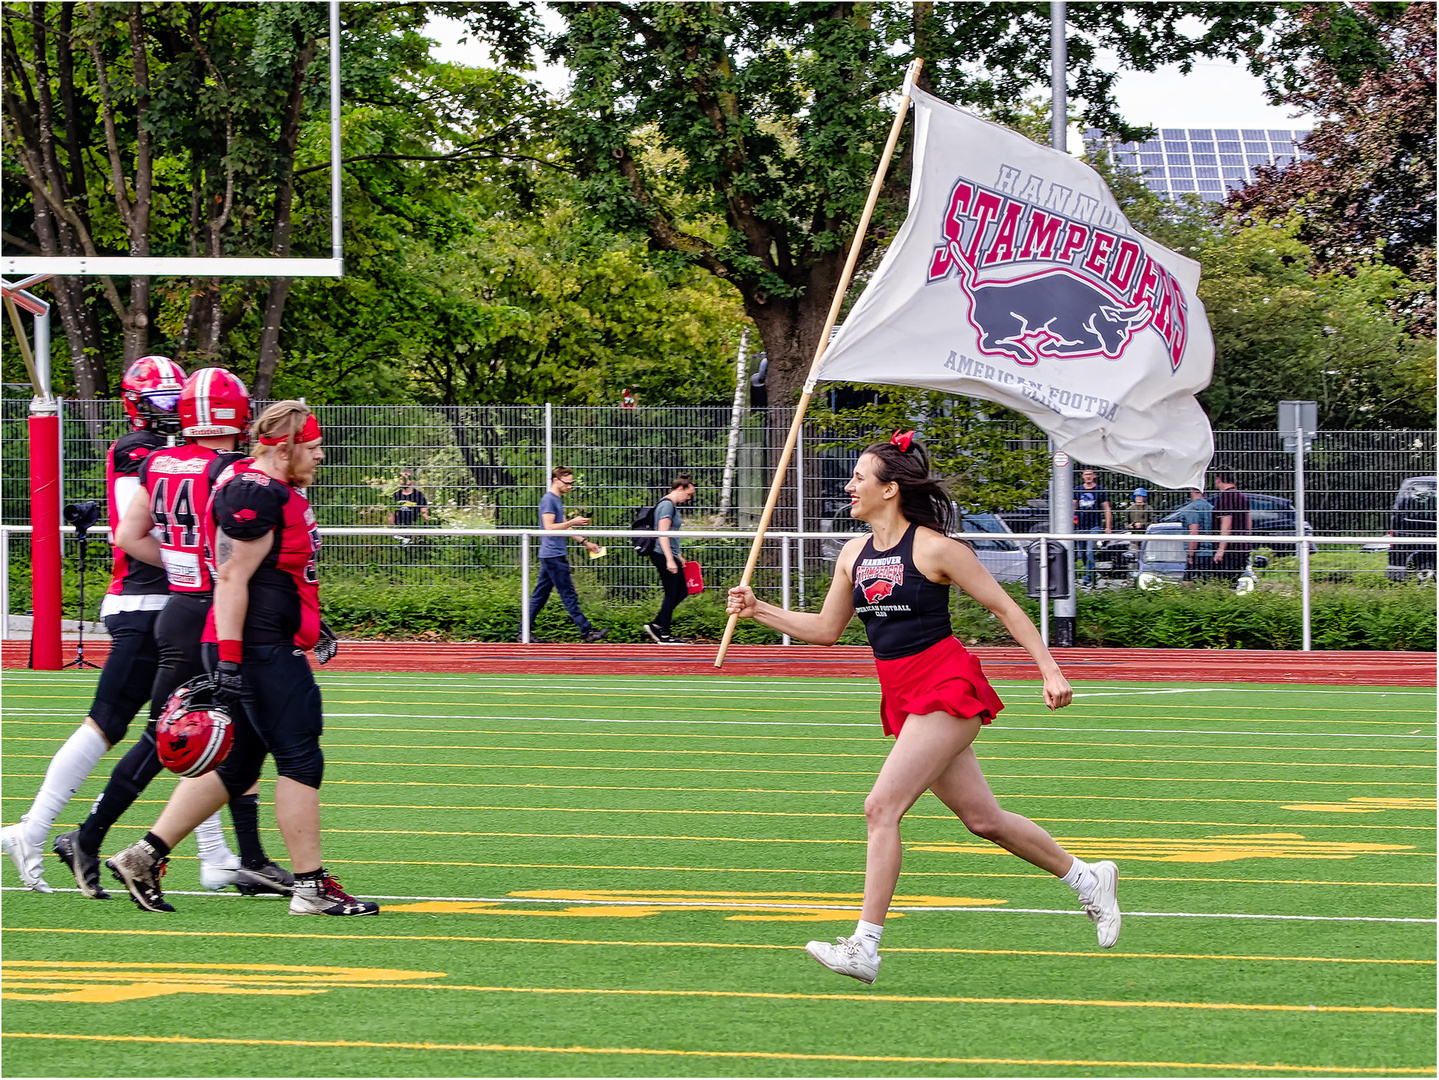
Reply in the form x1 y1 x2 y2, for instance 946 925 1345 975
1229 1 1435 329
541 1 1396 412
1196 215 1434 430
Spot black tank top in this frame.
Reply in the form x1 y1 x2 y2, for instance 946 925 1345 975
851 522 954 660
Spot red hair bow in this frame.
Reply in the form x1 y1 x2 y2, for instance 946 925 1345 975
891 429 915 452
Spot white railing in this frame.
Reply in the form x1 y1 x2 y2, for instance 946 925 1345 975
3 525 1433 650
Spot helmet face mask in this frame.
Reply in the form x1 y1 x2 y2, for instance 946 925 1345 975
121 356 186 433
157 675 235 777
179 367 251 439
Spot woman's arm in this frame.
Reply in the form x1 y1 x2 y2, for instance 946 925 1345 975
915 530 1073 710
657 512 675 566
726 537 862 646
114 483 163 567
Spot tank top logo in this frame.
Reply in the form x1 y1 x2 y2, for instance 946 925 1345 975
855 556 905 606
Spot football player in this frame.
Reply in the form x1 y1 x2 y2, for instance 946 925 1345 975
2 357 239 893
54 369 292 901
108 400 376 916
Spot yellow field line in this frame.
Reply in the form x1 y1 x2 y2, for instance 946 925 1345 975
8 927 1432 965
2 1032 1431 1073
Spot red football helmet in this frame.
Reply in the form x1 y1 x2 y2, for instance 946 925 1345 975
179 367 251 438
157 675 235 777
121 356 186 433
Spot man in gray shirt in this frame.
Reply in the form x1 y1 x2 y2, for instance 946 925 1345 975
529 466 607 642
1162 484 1213 581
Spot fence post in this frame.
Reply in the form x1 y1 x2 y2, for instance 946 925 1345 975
780 534 791 647
1 529 8 642
544 403 553 482
1038 536 1050 647
520 532 531 644
1295 423 1311 651
795 421 805 610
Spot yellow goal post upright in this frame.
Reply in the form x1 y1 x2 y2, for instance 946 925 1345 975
2 0 344 669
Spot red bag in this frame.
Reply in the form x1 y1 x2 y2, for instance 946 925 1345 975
683 560 704 595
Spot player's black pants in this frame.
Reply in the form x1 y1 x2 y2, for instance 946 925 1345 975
647 551 689 634
87 608 161 744
76 594 212 856
215 643 325 795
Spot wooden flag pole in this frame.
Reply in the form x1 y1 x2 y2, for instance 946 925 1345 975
715 58 922 669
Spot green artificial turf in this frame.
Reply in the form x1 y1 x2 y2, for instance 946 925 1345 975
2 670 1434 1077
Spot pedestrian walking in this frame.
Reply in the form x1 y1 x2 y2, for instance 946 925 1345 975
643 474 696 644
529 466 607 643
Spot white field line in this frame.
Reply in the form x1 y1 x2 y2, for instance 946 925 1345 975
3 709 1435 740
5 672 1434 698
3 885 1432 923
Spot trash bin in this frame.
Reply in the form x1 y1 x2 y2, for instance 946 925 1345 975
1026 540 1070 599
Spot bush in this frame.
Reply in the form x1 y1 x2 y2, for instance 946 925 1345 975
318 573 1435 651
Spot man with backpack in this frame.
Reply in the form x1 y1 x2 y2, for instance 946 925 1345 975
528 466 608 642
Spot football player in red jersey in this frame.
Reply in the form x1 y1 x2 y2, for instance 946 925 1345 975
2 357 216 894
53 370 290 902
108 401 377 916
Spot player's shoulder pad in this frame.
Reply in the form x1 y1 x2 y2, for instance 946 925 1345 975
111 430 165 476
215 467 289 540
207 450 248 484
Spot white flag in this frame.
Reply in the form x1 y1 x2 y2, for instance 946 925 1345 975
817 87 1214 489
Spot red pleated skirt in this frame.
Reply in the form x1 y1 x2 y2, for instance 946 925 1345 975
873 635 1004 736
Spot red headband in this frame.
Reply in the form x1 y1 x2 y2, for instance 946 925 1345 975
258 413 322 446
891 429 915 452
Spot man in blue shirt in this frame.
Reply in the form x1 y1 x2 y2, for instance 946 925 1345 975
530 467 607 642
1073 468 1112 586
1161 484 1214 581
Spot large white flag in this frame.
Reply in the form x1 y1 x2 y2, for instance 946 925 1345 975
817 87 1214 489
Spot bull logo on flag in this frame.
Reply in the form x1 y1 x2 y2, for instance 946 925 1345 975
925 178 1189 372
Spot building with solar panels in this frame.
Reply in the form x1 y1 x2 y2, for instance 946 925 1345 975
1088 128 1312 202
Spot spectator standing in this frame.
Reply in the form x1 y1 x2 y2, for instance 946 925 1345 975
387 471 430 527
1210 470 1252 585
529 467 607 643
1073 468 1112 586
644 474 697 644
1122 488 1151 532
1162 484 1213 581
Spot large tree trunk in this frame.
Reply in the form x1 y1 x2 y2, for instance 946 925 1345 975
252 35 319 398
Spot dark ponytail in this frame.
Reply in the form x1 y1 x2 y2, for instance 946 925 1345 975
861 438 955 534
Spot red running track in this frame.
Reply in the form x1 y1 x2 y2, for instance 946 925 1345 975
4 641 1433 686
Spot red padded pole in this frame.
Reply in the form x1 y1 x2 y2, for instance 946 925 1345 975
29 411 62 669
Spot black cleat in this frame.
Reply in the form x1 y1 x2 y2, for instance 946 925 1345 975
106 840 174 913
234 860 296 896
581 627 609 643
53 830 109 899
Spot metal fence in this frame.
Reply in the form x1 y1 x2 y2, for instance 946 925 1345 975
3 395 1434 601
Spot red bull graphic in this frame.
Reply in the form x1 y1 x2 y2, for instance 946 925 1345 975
862 578 896 604
925 178 1188 371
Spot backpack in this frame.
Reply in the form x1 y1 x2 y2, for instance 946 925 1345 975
631 504 658 554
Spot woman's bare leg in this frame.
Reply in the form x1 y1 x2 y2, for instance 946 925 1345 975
860 712 982 924
926 746 1073 875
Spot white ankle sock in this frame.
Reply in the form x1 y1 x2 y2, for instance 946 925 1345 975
194 813 234 863
21 724 109 847
853 919 884 957
1061 856 1099 899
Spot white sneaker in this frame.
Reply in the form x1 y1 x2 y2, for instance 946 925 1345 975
1 823 53 893
805 936 880 984
1081 859 1122 948
199 851 241 892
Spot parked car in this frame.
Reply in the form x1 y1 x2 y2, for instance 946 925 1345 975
1386 476 1436 582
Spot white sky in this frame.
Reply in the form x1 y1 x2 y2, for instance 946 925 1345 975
424 15 1317 132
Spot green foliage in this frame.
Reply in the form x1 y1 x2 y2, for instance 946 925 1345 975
1196 215 1436 429
311 571 1435 652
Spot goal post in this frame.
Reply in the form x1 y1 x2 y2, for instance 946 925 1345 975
1 0 344 668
